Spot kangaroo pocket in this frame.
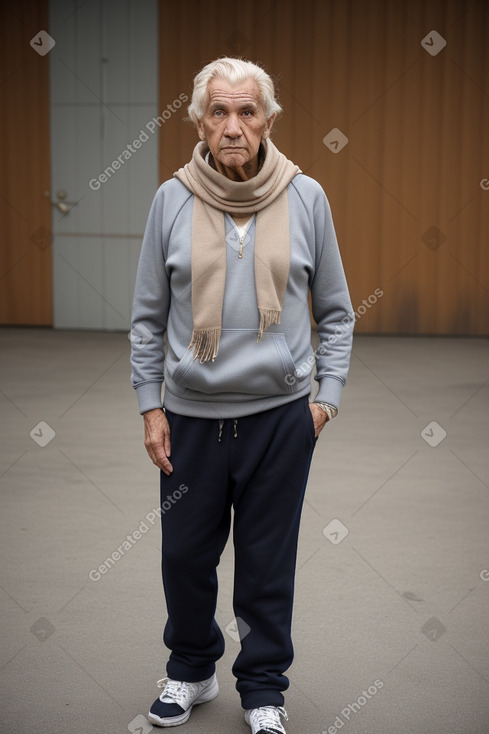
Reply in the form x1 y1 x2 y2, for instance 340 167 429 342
171 329 304 396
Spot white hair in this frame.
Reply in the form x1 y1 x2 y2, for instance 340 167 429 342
187 57 283 125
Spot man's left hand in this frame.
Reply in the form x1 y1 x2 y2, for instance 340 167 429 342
309 402 329 438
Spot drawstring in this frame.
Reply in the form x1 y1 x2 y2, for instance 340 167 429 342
217 419 238 442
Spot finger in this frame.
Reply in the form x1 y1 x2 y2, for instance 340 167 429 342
144 441 172 475
149 446 173 475
309 404 326 437
160 422 172 471
163 428 171 458
157 452 173 475
309 405 320 436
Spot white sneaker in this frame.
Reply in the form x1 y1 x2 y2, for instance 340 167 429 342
148 673 219 727
245 705 288 734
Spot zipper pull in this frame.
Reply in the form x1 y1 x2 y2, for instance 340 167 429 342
238 234 244 259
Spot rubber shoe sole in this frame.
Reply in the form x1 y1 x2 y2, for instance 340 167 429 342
147 676 219 727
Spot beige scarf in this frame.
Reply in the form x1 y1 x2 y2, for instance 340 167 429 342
174 139 301 363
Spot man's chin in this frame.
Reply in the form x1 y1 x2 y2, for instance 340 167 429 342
214 150 258 180
219 150 248 165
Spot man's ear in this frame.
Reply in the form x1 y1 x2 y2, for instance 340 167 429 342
197 120 206 141
264 113 277 138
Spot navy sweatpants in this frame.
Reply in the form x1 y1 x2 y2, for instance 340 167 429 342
159 395 317 709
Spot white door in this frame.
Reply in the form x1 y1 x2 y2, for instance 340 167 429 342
49 0 158 329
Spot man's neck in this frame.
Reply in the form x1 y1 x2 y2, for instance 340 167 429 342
213 157 258 182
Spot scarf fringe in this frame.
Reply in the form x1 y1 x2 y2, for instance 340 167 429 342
257 308 281 341
190 327 221 363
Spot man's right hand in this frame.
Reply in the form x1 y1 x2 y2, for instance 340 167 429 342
143 408 173 475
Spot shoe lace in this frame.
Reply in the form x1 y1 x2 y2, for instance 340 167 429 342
156 677 190 706
251 706 288 732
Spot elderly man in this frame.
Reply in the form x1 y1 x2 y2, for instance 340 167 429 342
130 57 353 733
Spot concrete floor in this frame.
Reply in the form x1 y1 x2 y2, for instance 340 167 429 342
0 328 488 734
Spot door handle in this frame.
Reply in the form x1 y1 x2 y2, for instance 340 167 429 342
52 200 70 213
49 189 78 214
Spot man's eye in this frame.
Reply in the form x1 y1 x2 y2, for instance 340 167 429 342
242 110 253 117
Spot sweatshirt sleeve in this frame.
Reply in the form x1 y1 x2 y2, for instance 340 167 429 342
130 184 171 414
309 185 354 409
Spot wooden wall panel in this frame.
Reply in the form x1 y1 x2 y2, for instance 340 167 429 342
158 0 489 335
0 0 52 325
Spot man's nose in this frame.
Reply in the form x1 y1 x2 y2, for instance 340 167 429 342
224 113 242 138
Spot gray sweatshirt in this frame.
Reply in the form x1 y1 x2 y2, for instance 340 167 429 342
130 173 354 418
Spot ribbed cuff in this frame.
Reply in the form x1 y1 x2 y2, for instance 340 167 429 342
135 381 163 414
240 688 285 710
314 375 345 409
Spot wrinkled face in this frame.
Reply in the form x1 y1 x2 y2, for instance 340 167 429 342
197 77 276 181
